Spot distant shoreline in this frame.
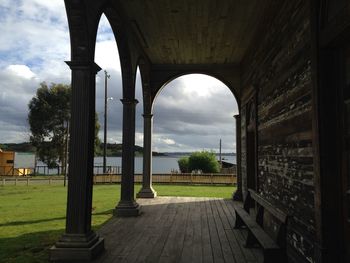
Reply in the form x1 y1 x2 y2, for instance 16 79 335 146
1 142 236 157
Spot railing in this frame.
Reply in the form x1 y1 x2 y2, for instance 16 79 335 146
93 173 237 185
0 165 121 176
0 176 65 186
94 166 121 175
0 166 32 176
0 173 237 186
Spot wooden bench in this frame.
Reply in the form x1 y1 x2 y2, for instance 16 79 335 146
233 189 288 263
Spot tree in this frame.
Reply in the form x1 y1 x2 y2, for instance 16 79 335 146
28 82 100 174
188 151 220 173
94 113 102 156
178 156 189 173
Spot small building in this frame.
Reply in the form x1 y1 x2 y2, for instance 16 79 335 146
220 160 236 174
0 149 31 176
0 148 15 176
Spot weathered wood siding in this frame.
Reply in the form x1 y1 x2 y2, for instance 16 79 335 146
241 1 314 262
240 105 247 197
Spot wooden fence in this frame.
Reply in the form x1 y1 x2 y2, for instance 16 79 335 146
0 173 237 186
0 166 32 176
93 173 237 185
0 176 64 186
0 165 121 176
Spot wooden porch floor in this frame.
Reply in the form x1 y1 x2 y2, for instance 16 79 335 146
94 197 263 263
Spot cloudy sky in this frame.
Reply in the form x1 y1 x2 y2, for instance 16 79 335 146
0 0 238 153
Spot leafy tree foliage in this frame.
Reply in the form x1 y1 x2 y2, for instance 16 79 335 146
188 151 220 173
94 113 102 156
28 83 70 169
177 151 220 173
28 82 100 170
178 156 189 173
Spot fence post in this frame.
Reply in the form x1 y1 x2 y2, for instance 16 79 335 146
27 177 30 186
110 174 112 184
49 178 51 185
2 178 5 186
190 173 193 184
211 174 213 185
15 178 17 185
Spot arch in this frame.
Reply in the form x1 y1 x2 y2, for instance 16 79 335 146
99 9 138 98
65 1 108 61
137 57 153 114
151 72 239 113
65 0 140 98
151 73 239 154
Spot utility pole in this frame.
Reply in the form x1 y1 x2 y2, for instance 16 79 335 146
219 138 222 166
103 70 110 174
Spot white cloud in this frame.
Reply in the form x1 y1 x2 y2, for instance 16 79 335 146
135 132 144 145
95 40 121 72
0 2 238 153
180 74 228 97
163 138 176 145
6 65 36 79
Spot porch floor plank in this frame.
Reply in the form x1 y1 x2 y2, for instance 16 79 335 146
94 197 263 263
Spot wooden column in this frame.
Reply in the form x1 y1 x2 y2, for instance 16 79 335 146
115 98 141 216
50 61 104 261
233 114 243 201
137 113 157 198
310 1 345 261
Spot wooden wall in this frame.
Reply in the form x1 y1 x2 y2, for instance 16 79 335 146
240 105 247 196
240 1 314 262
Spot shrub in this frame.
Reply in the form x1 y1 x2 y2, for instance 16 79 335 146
188 151 220 173
178 156 189 173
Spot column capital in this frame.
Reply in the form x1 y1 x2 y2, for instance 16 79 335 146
142 113 153 118
120 98 139 105
65 61 102 73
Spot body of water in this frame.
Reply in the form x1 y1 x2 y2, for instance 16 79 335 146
14 153 236 174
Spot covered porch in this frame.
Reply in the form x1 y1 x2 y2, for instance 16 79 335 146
94 197 262 263
50 0 350 262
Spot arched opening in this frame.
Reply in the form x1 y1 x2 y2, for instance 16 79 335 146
94 14 123 173
135 66 145 172
150 73 239 194
153 73 238 155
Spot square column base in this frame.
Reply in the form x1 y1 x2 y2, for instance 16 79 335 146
136 187 157 198
50 234 104 262
114 200 141 217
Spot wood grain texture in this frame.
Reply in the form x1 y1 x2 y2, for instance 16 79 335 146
94 197 263 263
114 0 271 65
240 1 315 262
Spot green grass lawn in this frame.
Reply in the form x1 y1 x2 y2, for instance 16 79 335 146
0 184 235 263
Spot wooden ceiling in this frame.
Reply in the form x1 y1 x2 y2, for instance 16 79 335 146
112 0 272 65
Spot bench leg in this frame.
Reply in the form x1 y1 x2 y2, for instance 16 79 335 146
245 230 259 248
263 249 284 263
234 211 245 229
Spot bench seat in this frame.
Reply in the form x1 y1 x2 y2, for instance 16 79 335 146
233 202 283 262
232 189 288 263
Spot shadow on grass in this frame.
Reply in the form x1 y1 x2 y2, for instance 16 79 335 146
0 210 115 263
0 229 64 263
0 209 114 228
0 217 66 227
